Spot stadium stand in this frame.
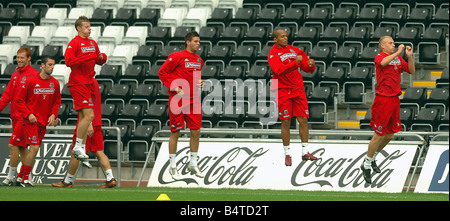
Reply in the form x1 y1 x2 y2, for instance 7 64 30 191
0 0 448 165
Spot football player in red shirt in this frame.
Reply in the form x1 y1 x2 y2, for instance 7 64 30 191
51 78 116 188
360 36 415 184
268 28 318 166
0 47 40 186
64 16 106 160
159 31 204 180
15 56 61 187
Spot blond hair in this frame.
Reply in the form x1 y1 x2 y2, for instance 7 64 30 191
378 36 392 51
74 16 90 31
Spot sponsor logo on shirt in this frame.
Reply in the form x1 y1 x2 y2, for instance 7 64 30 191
34 88 55 94
185 62 202 68
389 57 401 65
279 52 297 62
81 46 96 53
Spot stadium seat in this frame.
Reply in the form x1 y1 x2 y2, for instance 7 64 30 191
321 26 345 45
438 110 449 131
345 26 370 45
411 108 441 131
101 103 119 122
308 101 328 124
108 45 134 73
309 86 334 107
307 7 330 25
433 7 449 24
90 8 114 28
310 45 333 64
359 46 379 61
435 68 449 89
182 8 211 32
408 8 432 26
146 103 168 123
41 45 63 63
96 64 122 80
26 25 56 55
319 66 345 95
108 84 132 101
400 107 414 130
247 63 271 79
103 140 122 160
296 26 320 45
0 8 19 25
127 140 149 162
50 26 77 53
417 42 440 64
112 8 137 27
40 8 67 28
63 7 94 26
396 27 420 45
118 103 143 121
1 26 30 49
157 7 188 37
425 87 449 117
0 44 17 74
401 87 427 117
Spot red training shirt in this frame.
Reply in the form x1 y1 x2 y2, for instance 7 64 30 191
64 35 107 86
0 64 40 120
374 52 411 97
268 44 315 91
16 73 61 127
158 49 204 99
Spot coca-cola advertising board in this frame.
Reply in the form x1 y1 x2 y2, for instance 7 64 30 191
148 141 417 192
415 144 449 194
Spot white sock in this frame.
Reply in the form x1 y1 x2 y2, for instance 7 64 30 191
169 154 176 168
301 143 309 155
373 151 379 160
364 156 374 169
75 137 83 148
190 152 198 166
64 173 75 184
283 146 290 155
7 167 17 179
105 169 114 181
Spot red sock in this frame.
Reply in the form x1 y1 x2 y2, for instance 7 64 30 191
21 164 32 182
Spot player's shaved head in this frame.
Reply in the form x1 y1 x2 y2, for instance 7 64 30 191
273 28 286 38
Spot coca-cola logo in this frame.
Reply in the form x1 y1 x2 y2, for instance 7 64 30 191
291 148 407 189
157 146 269 186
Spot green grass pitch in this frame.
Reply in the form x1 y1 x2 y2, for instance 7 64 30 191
0 185 448 201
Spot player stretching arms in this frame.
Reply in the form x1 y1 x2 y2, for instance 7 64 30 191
360 36 415 184
15 56 61 187
268 28 318 166
159 31 204 180
65 16 107 160
0 47 40 186
52 78 116 188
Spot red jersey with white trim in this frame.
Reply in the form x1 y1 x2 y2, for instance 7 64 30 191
16 73 61 127
268 44 315 91
374 52 411 97
159 49 204 99
0 64 40 120
65 35 107 86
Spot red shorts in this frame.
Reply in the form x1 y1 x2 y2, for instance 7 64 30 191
24 123 46 146
72 125 104 152
9 119 27 147
68 83 95 111
276 87 309 120
168 97 202 132
370 95 402 136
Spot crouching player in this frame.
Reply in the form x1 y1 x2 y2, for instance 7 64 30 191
15 56 61 187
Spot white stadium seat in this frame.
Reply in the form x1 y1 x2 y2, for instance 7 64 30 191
98 25 125 46
107 45 134 74
50 26 77 54
26 26 57 55
0 44 18 74
64 7 94 25
1 26 30 49
182 7 211 32
40 8 68 27
157 7 188 37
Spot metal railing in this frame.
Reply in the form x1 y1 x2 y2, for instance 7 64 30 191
0 125 122 187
